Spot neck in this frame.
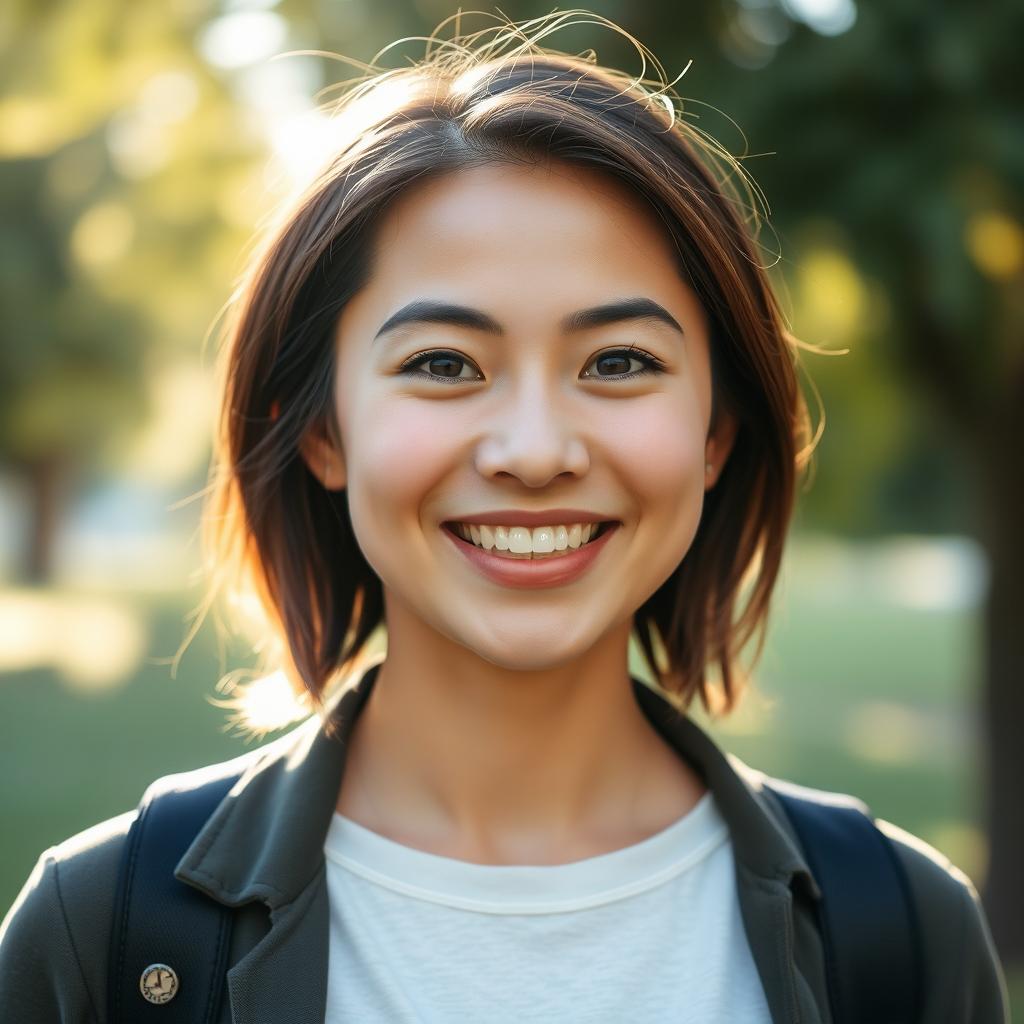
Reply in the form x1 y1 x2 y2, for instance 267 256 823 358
335 637 706 865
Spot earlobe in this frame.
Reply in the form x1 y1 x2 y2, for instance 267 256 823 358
299 424 346 491
705 409 738 489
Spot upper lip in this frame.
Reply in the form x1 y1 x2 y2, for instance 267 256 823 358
443 509 619 527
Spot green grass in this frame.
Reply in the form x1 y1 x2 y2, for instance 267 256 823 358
0 589 261 911
0 574 1017 1018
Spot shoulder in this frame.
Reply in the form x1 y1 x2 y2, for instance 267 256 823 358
0 808 137 1022
0 744 267 1023
756 774 1009 1023
873 816 1010 1022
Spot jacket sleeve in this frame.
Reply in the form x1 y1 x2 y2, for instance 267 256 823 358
0 849 99 1023
956 874 1011 1024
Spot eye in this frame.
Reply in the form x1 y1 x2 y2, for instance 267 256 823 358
396 350 482 384
396 345 667 385
582 346 667 381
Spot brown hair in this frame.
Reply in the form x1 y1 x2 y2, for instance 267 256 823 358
195 10 817 736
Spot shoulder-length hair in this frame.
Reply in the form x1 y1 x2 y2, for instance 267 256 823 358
197 11 816 737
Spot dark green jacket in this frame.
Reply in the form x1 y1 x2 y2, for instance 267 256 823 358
0 662 1010 1022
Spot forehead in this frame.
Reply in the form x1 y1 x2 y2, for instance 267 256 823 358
363 160 695 309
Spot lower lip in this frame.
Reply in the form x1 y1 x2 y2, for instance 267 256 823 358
442 523 620 589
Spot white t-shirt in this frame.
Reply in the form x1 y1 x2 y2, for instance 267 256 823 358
323 789 771 1023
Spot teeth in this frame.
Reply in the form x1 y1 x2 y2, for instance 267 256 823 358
453 522 606 558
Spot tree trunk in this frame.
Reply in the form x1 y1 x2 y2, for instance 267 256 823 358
23 454 66 584
895 241 1023 964
974 404 1024 965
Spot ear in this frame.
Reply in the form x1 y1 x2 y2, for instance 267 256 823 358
298 418 346 492
704 408 738 491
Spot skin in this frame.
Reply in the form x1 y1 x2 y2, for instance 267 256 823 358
300 159 738 865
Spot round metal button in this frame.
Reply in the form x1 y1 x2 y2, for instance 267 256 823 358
140 963 179 1005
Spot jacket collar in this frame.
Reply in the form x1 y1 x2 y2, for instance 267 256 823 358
176 658 819 906
174 660 380 910
631 678 821 900
175 658 824 1023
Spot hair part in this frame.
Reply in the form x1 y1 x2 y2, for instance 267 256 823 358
192 10 817 738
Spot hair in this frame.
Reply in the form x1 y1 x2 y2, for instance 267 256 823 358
192 9 818 738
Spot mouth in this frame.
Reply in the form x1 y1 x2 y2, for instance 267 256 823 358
441 520 619 560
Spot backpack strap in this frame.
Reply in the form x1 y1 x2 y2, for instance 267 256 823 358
107 770 243 1023
764 781 924 1024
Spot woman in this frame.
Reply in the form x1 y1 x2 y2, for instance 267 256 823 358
0 11 1009 1022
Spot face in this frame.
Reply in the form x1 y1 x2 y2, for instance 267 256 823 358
302 160 736 672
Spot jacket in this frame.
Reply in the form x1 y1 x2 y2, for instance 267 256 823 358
0 659 1010 1023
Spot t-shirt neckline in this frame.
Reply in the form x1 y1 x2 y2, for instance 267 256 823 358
323 789 729 914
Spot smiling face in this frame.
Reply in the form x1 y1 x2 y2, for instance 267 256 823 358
301 159 736 672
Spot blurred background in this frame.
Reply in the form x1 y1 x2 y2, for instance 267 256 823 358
1 0 1021 1010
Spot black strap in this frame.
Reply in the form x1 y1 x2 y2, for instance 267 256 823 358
765 782 924 1024
107 771 243 1023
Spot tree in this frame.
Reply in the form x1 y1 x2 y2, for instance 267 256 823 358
0 0 261 581
0 147 148 581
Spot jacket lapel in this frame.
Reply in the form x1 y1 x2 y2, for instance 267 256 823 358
632 681 829 1023
174 660 829 1023
224 871 331 1022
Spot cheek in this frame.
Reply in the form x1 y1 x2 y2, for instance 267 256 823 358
335 385 486 592
608 397 707 509
345 398 449 526
608 398 708 594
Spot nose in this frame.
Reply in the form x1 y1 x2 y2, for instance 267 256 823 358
473 376 591 487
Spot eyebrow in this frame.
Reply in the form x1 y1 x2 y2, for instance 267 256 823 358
372 297 685 342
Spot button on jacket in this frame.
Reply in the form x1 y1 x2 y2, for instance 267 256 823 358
0 661 1010 1022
